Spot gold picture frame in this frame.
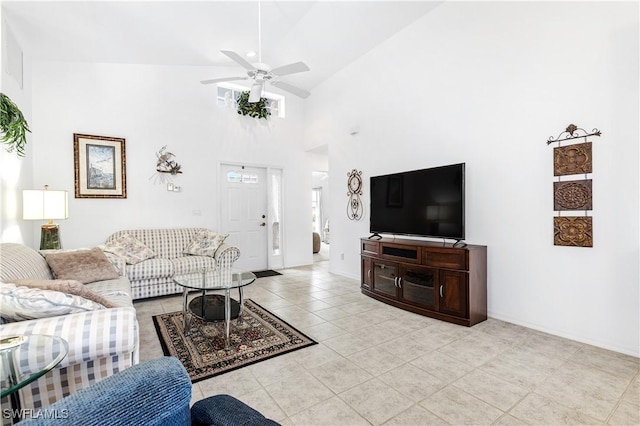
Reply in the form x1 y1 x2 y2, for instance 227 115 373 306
74 133 126 198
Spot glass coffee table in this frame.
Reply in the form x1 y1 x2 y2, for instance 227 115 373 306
1 334 68 422
173 269 256 347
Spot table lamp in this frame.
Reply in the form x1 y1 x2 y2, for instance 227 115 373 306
23 185 69 249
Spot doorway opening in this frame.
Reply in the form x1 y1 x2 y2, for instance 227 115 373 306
312 171 329 263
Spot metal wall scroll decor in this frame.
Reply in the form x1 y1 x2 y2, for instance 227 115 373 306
150 145 182 185
346 169 364 220
547 124 600 247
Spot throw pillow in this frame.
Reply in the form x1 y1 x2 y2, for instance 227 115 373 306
45 248 120 284
184 230 228 257
13 279 115 308
102 234 156 265
0 282 106 322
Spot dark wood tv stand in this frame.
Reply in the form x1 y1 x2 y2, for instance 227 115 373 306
360 237 487 326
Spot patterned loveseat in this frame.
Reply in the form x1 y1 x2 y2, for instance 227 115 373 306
104 228 240 300
0 242 138 416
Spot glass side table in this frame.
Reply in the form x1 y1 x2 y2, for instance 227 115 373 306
1 335 69 422
173 269 257 347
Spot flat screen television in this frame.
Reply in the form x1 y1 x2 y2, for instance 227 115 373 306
370 163 465 240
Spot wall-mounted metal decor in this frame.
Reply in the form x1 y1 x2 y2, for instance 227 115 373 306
150 145 182 185
547 124 601 145
347 169 364 220
547 124 600 248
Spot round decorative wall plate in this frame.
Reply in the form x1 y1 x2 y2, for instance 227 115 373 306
348 171 362 194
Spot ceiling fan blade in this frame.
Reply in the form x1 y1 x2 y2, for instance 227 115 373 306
200 76 249 84
271 81 310 99
221 50 255 71
248 82 264 103
270 61 310 77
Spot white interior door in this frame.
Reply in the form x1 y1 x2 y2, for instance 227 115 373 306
220 164 268 272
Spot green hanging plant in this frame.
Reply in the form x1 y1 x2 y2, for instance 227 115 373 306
236 91 271 120
0 93 31 157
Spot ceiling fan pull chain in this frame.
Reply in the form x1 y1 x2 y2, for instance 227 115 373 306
258 0 262 64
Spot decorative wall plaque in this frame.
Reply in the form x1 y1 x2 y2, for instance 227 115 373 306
553 142 592 176
554 217 593 247
553 180 592 211
547 124 600 248
547 124 602 247
347 169 364 220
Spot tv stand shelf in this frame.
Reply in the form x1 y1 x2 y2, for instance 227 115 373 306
360 237 487 326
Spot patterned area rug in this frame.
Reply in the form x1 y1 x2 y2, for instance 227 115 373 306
153 299 317 383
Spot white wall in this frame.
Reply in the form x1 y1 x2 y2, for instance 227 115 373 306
29 61 313 268
305 2 639 356
0 15 34 245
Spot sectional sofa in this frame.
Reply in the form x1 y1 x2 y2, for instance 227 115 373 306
0 228 240 417
0 242 138 414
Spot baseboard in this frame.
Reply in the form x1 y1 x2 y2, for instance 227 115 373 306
488 310 639 358
328 268 359 281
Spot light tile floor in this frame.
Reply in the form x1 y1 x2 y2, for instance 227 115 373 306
134 262 639 425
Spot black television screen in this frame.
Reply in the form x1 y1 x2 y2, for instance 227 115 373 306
370 163 465 240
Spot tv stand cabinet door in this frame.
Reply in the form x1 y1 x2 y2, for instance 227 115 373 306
398 265 437 310
371 261 399 300
438 270 468 318
361 257 373 290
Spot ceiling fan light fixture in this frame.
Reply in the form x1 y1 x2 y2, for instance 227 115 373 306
246 51 257 58
248 83 263 102
200 0 311 100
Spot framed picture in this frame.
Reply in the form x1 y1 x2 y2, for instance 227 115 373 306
74 133 126 198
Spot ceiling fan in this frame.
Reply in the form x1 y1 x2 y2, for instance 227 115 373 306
200 1 311 103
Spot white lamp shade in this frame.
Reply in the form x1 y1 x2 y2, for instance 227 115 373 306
23 189 68 221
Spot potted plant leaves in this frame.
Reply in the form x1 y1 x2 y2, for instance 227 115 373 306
236 91 271 120
0 93 31 157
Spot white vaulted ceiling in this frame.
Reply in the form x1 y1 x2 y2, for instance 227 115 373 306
2 1 442 92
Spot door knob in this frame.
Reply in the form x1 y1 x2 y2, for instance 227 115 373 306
260 222 266 227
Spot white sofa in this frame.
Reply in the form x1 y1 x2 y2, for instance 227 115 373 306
104 228 240 300
0 243 138 414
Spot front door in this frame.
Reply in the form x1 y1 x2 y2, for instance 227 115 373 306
220 164 268 272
